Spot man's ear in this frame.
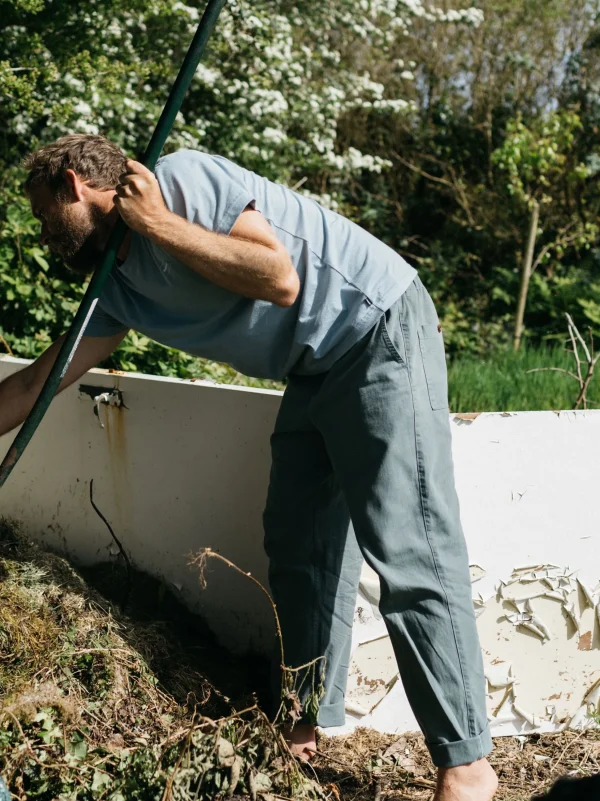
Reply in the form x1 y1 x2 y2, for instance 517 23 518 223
63 169 86 202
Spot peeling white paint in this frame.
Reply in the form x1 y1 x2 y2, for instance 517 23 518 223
329 411 600 738
335 557 600 737
470 564 487 582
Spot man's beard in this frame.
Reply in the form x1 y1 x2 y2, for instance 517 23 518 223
50 204 109 276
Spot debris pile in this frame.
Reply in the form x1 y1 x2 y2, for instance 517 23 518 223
3 518 600 801
0 519 322 801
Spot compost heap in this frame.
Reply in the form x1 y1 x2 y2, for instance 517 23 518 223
0 519 322 801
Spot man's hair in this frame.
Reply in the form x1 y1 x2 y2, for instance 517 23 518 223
23 134 128 197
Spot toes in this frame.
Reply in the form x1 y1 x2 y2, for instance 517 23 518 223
296 747 316 762
286 741 317 762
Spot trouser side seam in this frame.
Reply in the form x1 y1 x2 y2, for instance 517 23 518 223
399 314 476 740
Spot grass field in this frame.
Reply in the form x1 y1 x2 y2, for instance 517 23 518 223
447 344 600 413
190 343 600 413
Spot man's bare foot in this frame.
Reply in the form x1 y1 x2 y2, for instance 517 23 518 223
285 723 317 762
434 758 498 801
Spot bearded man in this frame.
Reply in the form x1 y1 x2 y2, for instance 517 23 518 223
0 134 497 801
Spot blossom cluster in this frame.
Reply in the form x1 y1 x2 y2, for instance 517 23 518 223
2 0 482 208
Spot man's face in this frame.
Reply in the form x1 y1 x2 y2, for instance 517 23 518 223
29 183 108 275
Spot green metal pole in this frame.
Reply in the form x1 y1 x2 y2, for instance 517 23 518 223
0 0 227 488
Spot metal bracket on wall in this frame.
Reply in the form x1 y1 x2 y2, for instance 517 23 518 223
78 385 126 428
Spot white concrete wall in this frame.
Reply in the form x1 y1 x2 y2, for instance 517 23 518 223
0 356 280 653
1 356 600 736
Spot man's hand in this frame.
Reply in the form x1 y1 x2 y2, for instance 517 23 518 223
0 330 128 439
114 160 171 237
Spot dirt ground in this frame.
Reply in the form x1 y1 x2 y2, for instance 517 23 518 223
312 727 600 800
1 518 598 801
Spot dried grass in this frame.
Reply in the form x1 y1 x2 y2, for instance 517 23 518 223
0 518 322 801
312 727 600 800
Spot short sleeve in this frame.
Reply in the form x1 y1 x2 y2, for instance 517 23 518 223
155 150 255 234
84 301 128 338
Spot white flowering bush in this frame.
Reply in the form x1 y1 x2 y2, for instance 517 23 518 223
1 0 484 195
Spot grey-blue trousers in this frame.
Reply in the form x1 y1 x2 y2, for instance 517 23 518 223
263 276 492 768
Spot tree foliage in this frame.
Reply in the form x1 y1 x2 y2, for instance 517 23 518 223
1 0 600 376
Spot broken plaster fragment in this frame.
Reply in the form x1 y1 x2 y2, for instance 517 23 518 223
513 701 542 728
511 565 562 583
542 590 565 602
562 600 580 633
584 678 600 708
569 679 600 730
485 663 514 689
504 612 551 642
577 578 598 609
469 564 487 583
513 564 549 572
473 595 487 619
345 700 370 717
524 599 552 640
367 674 400 716
521 621 550 640
453 413 481 425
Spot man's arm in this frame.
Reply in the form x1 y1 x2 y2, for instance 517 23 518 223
0 330 128 438
114 160 300 307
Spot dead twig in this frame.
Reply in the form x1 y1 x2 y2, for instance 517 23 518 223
0 333 14 356
191 548 285 673
526 314 600 409
391 152 477 228
191 549 325 732
529 222 579 275
312 748 355 770
160 710 198 801
89 478 132 609
291 176 308 191
526 366 580 381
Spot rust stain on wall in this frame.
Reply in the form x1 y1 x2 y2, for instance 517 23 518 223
104 404 127 465
102 404 132 534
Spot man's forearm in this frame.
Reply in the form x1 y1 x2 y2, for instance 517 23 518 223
146 211 299 307
0 332 127 440
0 369 36 437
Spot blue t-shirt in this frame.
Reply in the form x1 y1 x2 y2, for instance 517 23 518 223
86 150 417 379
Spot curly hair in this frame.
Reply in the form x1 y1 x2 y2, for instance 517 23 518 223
23 134 128 197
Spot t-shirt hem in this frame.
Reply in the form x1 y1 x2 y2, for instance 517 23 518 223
289 270 417 376
370 265 417 312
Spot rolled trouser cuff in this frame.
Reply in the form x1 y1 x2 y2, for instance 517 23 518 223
428 725 493 768
315 701 347 729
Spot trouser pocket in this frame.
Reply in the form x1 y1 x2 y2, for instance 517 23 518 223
418 324 449 411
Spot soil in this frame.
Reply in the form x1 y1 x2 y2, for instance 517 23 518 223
312 726 600 800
